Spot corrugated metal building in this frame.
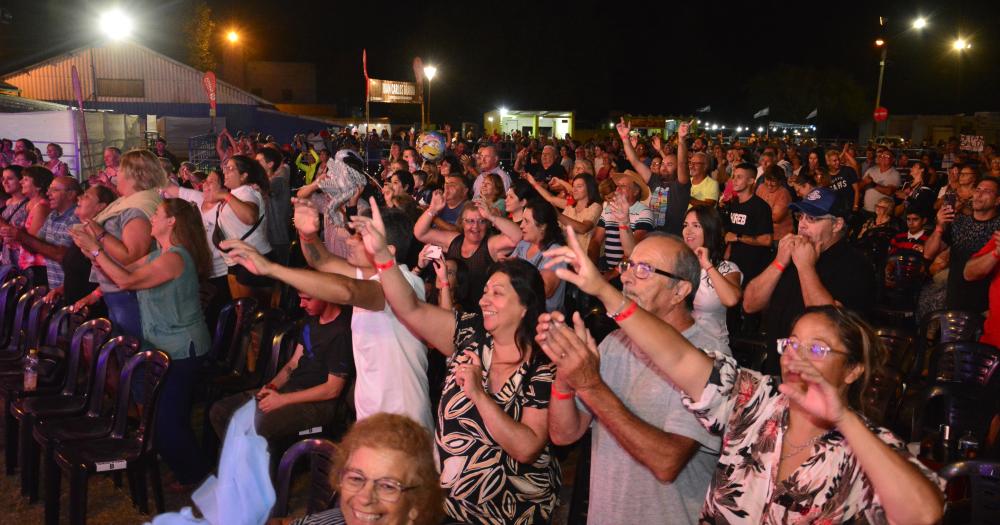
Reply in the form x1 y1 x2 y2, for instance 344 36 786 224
0 41 333 143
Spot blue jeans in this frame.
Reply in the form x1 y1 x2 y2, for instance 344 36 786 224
103 290 143 339
154 344 210 485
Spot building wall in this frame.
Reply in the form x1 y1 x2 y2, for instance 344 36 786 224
245 61 316 104
1 41 263 106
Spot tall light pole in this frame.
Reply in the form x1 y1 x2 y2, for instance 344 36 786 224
423 65 437 130
871 16 929 140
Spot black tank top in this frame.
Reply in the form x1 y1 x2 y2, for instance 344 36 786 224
446 234 492 312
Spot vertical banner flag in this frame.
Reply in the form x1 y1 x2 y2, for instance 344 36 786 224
202 71 218 116
753 107 770 118
806 108 818 120
696 105 711 113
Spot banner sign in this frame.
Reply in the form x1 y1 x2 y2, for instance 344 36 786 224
202 71 218 116
960 134 984 152
367 78 420 104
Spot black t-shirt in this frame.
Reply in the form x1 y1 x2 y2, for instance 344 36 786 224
648 174 691 235
762 239 875 373
62 244 98 305
722 195 774 282
828 167 859 208
284 310 355 392
943 213 1000 311
528 162 567 184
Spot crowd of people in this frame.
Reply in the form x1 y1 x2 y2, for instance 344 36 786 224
3 119 998 524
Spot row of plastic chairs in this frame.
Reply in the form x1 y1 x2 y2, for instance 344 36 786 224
0 272 174 525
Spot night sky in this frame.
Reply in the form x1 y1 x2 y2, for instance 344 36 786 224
1 0 998 133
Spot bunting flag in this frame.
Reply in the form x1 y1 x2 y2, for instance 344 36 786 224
696 105 711 113
806 108 818 120
753 107 770 118
362 49 369 100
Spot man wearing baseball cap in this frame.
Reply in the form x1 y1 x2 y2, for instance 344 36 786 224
589 170 653 276
743 186 875 373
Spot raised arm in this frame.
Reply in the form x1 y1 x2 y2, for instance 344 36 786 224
413 190 460 248
71 227 180 290
694 247 742 307
525 173 569 209
923 205 954 261
541 225 713 399
351 198 458 356
675 122 692 185
292 198 358 277
85 216 153 266
743 235 795 313
615 118 653 183
964 234 1000 281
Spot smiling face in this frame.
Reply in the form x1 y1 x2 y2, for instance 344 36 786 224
75 187 107 221
479 271 527 334
2 169 20 196
505 188 526 214
571 178 588 203
443 176 466 203
47 179 74 211
20 175 39 198
681 210 704 250
339 446 419 525
480 177 498 200
148 204 173 239
223 159 244 189
461 207 488 244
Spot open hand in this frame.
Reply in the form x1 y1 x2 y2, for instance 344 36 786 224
777 350 848 427
349 197 391 260
543 225 608 297
292 198 322 236
536 311 601 392
219 239 272 276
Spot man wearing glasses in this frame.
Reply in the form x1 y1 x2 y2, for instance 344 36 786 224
548 234 729 525
744 186 874 374
860 147 901 213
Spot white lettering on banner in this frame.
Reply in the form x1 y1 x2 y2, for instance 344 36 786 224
730 212 747 226
95 460 127 472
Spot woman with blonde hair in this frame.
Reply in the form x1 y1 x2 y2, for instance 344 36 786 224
287 413 444 525
73 197 213 490
73 149 164 338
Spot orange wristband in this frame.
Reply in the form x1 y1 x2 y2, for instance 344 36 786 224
772 260 786 272
551 384 574 400
374 258 395 272
611 300 638 322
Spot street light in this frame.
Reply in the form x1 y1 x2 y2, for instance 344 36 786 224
423 65 437 129
98 8 134 40
912 17 927 30
227 30 239 43
952 38 971 51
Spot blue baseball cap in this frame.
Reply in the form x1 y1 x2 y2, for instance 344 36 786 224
789 187 850 219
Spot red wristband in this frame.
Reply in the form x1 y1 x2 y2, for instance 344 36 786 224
992 250 1000 260
772 260 786 272
617 223 628 230
436 280 450 288
374 258 395 272
551 384 574 400
611 300 638 323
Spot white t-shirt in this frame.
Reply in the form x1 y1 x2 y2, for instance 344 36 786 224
862 167 901 212
218 185 271 257
351 265 433 430
692 260 742 347
178 187 228 279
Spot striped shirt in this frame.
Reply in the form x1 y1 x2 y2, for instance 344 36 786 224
597 201 654 268
38 205 79 288
290 507 346 525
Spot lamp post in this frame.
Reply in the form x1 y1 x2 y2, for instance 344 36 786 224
423 65 437 130
871 16 929 140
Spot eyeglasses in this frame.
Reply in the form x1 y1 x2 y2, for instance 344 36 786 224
463 218 489 226
776 337 851 360
618 258 686 281
793 212 836 223
339 469 415 503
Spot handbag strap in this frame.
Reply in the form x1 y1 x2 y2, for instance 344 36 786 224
216 200 265 241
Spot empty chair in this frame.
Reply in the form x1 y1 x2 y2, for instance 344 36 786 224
12 318 113 501
51 349 171 525
271 438 338 519
921 310 984 347
205 297 259 370
938 461 1000 525
928 341 1000 388
875 327 919 377
911 382 996 451
0 284 47 368
0 275 29 349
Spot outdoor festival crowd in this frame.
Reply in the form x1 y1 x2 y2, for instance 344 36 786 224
2 117 999 525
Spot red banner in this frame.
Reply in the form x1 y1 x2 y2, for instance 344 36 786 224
202 71 217 113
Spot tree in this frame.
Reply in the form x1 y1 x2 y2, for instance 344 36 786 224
184 0 216 71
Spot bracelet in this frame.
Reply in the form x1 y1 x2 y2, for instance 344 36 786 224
436 280 449 288
96 231 108 244
611 301 638 323
374 258 395 272
606 297 629 319
772 260 786 272
551 384 574 401
93 288 103 298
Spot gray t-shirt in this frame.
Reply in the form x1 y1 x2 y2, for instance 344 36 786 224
580 322 729 525
862 166 901 212
89 207 149 293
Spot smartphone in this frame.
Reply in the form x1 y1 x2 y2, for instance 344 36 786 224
426 245 443 260
944 192 957 208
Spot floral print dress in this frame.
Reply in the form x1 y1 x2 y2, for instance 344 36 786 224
438 312 561 524
681 351 943 524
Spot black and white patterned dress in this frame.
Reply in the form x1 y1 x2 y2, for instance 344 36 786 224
437 312 561 524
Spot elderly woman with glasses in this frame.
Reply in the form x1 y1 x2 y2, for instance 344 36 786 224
286 413 444 525
414 192 521 312
537 230 944 524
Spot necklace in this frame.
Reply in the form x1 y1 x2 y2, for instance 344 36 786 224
780 434 824 460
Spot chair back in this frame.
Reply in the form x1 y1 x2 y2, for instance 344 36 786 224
42 304 88 349
264 319 304 381
860 368 904 427
243 308 285 381
929 342 1000 388
271 438 338 518
939 461 1000 524
911 382 993 446
85 335 141 417
922 310 984 346
0 275 28 347
883 252 926 292
110 349 171 445
208 297 259 367
59 318 113 397
875 327 918 376
23 285 52 349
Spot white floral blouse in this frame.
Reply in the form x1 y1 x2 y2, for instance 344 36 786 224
681 351 944 524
